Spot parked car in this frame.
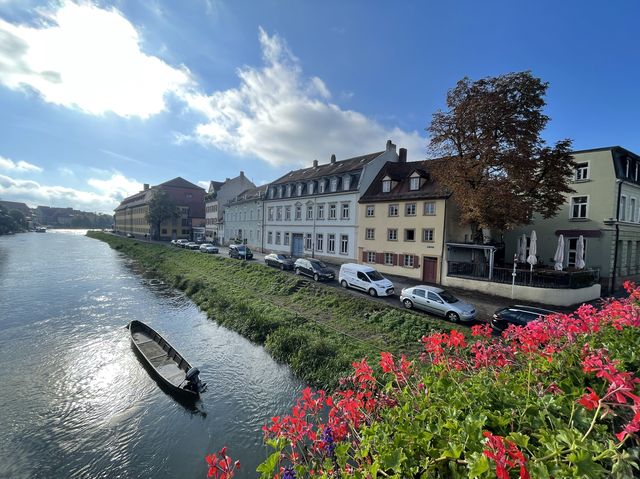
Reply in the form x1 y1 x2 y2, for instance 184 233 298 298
264 253 295 270
229 244 253 259
174 239 190 248
126 233 135 238
400 285 476 322
185 242 200 250
338 263 394 297
294 258 335 282
199 243 219 254
490 305 557 332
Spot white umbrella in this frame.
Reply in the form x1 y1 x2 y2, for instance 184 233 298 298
553 234 564 271
519 234 527 263
527 231 537 271
576 235 586 270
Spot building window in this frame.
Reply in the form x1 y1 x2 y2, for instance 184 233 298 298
388 229 398 241
570 196 588 219
286 185 291 197
305 233 312 250
317 204 325 220
341 203 350 219
366 251 376 263
405 203 416 216
267 231 273 244
267 207 274 221
284 232 290 245
276 207 282 221
365 228 375 240
319 181 326 193
620 196 627 221
297 184 303 196
422 228 435 242
631 198 637 222
388 204 399 217
424 202 436 215
316 234 323 251
382 180 391 193
331 178 338 192
404 229 416 241
567 238 587 267
161 229 167 234
329 204 337 219
285 206 291 221
403 254 414 267
409 177 420 190
327 234 335 253
344 177 351 190
275 232 281 245
308 182 314 194
366 205 375 217
295 205 302 220
575 162 589 181
384 253 394 265
307 205 313 220
340 235 348 254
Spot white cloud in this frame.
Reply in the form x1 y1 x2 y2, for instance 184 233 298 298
197 180 210 189
58 166 75 176
0 155 42 172
180 28 425 166
0 171 142 213
0 1 192 118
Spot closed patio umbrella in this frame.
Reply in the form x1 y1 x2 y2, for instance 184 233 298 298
527 231 537 271
553 234 564 271
576 235 586 270
519 234 527 263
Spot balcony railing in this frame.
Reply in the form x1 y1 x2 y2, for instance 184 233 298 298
447 261 600 289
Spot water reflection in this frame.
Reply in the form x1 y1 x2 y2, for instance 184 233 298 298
0 232 302 478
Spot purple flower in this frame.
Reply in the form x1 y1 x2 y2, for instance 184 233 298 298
282 466 296 479
322 425 335 456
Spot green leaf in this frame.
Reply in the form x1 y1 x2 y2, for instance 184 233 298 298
467 453 490 477
256 451 280 477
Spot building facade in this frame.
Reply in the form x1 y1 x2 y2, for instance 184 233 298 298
223 186 267 250
504 146 640 293
204 172 255 243
263 140 401 263
114 177 205 240
358 159 451 282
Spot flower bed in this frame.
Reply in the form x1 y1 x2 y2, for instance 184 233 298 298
209 283 640 478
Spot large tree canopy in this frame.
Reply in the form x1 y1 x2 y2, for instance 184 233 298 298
427 71 575 240
145 190 180 239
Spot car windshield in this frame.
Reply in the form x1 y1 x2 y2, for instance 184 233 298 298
277 255 289 260
310 261 327 269
236 246 246 251
439 290 459 303
202 244 212 247
366 270 384 281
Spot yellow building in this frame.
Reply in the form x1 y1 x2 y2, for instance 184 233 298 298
358 159 450 283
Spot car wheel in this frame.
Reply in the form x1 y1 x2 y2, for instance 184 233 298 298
368 288 377 297
313 273 319 282
280 264 284 270
403 299 413 309
295 268 300 275
446 311 460 323
340 280 348 288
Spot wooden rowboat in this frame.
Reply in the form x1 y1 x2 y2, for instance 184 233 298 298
128 320 206 399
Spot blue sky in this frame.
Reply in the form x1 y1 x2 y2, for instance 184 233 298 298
0 1 638 212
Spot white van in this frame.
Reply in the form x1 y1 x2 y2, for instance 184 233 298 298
339 263 395 297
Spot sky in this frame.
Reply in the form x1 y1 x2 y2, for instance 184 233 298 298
0 1 638 213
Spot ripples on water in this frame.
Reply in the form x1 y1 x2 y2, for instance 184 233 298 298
0 231 302 478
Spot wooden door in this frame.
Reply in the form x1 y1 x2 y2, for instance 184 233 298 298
422 257 438 284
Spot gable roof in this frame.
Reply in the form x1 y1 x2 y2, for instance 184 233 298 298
360 159 451 202
158 177 204 190
226 185 268 206
270 151 384 185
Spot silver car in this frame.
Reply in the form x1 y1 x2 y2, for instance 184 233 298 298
199 243 219 254
400 285 476 322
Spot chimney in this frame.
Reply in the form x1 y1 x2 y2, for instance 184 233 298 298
313 160 318 167
386 139 397 152
240 171 245 178
330 154 336 164
398 148 407 163
143 183 149 191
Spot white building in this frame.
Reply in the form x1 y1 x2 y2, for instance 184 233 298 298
204 172 255 243
224 186 267 250
263 140 402 263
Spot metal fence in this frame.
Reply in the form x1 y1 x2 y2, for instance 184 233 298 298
447 261 600 289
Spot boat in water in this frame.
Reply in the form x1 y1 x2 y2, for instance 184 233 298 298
128 320 206 399
35 226 46 233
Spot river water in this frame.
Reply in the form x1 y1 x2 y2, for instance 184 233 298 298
0 230 302 478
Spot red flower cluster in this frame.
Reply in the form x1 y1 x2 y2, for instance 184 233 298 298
482 431 529 479
205 447 240 479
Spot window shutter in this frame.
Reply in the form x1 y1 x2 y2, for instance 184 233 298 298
362 250 367 262
414 255 420 268
376 252 384 264
392 254 398 266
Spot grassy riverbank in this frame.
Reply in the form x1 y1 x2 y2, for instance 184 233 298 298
88 231 468 388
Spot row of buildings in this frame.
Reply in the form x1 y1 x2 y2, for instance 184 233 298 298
0 201 113 228
114 141 640 303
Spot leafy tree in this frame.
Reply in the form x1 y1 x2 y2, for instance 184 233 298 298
145 190 180 240
427 71 575 242
0 205 16 234
8 209 27 231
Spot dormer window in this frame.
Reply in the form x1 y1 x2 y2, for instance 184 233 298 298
331 178 338 192
278 186 284 198
409 177 420 191
382 180 391 193
286 185 291 197
308 181 314 194
343 176 351 190
297 183 303 196
319 180 326 194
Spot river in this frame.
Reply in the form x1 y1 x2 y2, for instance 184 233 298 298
0 230 302 478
